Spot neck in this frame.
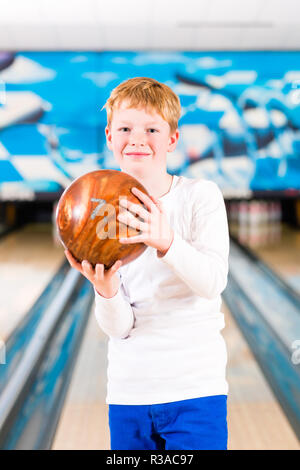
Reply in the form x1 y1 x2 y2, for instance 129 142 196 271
126 170 173 199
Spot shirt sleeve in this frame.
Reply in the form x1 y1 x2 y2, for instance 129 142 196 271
93 272 135 339
159 180 229 300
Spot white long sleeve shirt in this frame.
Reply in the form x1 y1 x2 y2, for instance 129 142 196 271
94 175 230 405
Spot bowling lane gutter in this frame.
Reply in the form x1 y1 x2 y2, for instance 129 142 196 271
0 263 94 450
223 236 300 441
0 260 70 393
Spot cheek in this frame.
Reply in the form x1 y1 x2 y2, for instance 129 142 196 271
112 136 126 151
153 136 167 151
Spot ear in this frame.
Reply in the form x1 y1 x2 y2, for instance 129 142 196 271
105 126 113 151
167 129 179 153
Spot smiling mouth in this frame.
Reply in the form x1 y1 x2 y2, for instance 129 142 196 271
124 153 151 157
125 152 150 157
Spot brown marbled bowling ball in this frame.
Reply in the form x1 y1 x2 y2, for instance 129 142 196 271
56 170 149 269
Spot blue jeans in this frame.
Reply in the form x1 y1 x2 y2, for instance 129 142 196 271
108 395 228 450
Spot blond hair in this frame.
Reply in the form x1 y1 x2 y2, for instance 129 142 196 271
102 77 181 134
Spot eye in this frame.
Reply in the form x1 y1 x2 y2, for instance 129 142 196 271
119 127 130 132
148 128 158 133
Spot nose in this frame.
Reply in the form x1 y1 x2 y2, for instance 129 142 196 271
128 130 146 146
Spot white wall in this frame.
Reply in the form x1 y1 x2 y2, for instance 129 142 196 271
0 0 299 50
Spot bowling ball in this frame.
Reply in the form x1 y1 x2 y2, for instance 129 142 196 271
56 169 149 269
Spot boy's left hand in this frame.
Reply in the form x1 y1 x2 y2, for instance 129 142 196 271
117 187 174 257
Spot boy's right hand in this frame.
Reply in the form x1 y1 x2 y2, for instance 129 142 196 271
64 249 122 298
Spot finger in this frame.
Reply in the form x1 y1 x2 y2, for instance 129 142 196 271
81 259 94 279
119 198 150 222
131 187 157 212
106 259 122 277
119 235 146 244
150 196 163 213
95 263 105 281
118 211 147 232
64 250 83 272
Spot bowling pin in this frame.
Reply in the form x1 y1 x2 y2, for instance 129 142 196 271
248 200 261 248
238 201 249 245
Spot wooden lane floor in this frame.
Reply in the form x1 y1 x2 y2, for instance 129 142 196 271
0 223 65 342
51 305 110 450
223 302 300 450
52 300 300 450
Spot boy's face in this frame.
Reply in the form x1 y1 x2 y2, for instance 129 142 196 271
105 100 179 177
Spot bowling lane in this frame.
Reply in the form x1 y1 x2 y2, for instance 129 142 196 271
51 299 300 450
51 303 110 450
251 223 300 293
0 223 64 341
227 200 300 293
223 301 300 450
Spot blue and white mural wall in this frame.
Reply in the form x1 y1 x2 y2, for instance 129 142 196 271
0 51 300 201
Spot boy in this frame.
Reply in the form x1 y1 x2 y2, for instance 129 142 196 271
65 77 229 450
